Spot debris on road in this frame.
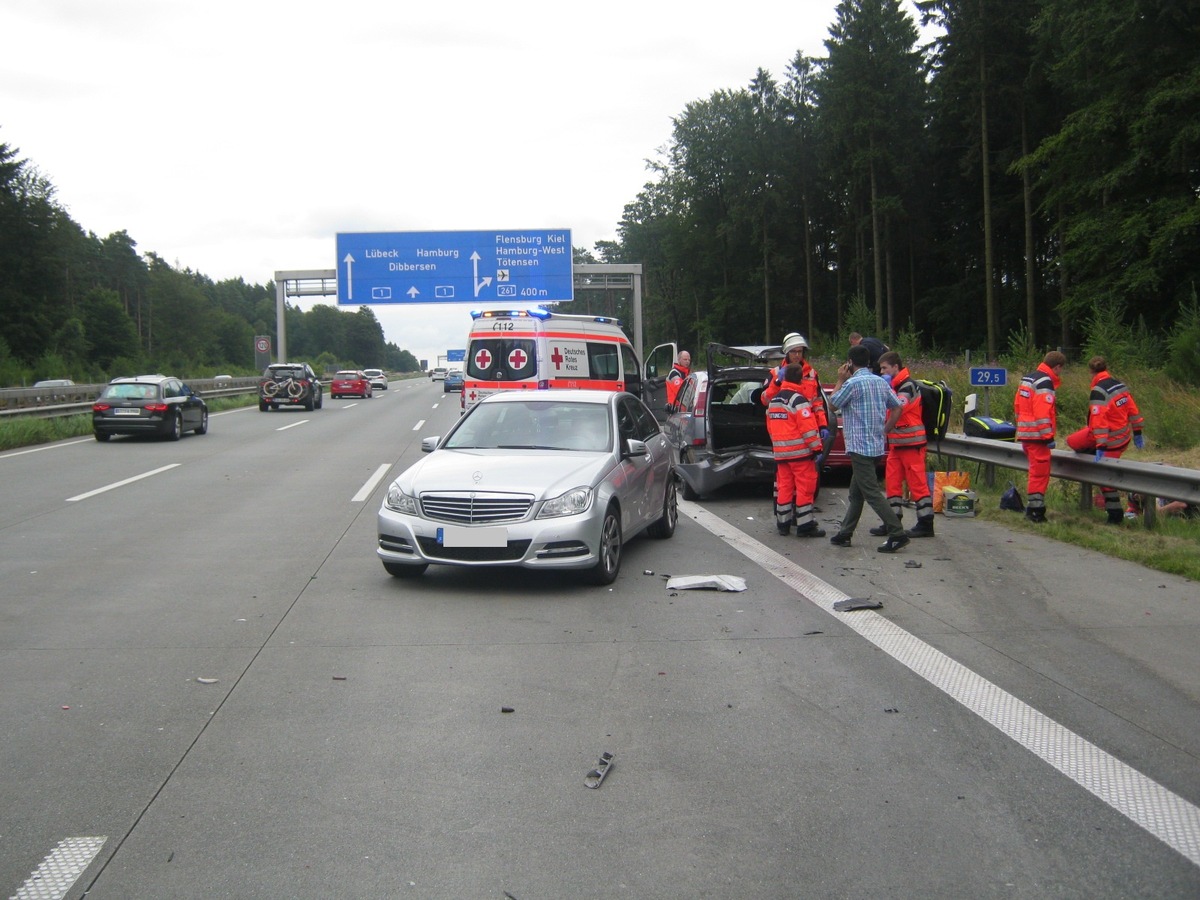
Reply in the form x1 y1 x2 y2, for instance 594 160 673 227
665 575 747 592
584 751 614 789
195 677 219 684
833 597 882 611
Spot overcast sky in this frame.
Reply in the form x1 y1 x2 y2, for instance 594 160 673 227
3 1 929 366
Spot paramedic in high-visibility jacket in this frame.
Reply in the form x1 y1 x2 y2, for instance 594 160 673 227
760 333 830 440
665 350 691 406
1014 350 1067 522
874 351 935 538
1065 355 1146 524
766 364 827 538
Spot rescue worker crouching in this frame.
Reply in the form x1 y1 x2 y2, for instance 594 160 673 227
766 363 826 538
871 351 935 538
1065 355 1146 525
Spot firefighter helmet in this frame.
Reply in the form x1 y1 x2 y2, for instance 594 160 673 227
782 333 809 355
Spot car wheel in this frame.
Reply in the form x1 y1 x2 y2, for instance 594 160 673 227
166 412 182 441
94 431 110 442
316 392 323 409
195 410 209 435
680 474 700 501
331 394 339 399
647 476 678 539
384 562 428 578
586 506 622 585
305 394 315 411
259 400 270 412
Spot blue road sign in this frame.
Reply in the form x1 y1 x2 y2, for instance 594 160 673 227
446 349 465 362
969 367 1008 386
336 230 573 306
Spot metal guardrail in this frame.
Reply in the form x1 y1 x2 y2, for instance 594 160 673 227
0 378 260 419
927 433 1200 525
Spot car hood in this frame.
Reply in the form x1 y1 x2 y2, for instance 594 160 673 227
395 448 614 499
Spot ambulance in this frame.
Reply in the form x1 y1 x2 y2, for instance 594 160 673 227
461 308 673 414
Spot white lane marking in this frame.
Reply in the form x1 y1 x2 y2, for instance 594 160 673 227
343 402 359 408
65 465 181 502
11 835 106 899
276 419 308 431
681 499 1200 868
1 439 92 459
352 464 393 502
413 419 425 431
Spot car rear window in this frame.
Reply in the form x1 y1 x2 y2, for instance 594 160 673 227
102 383 157 400
334 371 359 379
467 339 537 382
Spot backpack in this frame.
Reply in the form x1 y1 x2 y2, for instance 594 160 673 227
915 379 952 441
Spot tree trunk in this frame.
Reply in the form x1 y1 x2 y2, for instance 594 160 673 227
1021 104 1036 347
980 48 997 358
869 145 884 335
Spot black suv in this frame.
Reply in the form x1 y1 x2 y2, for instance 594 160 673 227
93 375 209 442
259 363 323 412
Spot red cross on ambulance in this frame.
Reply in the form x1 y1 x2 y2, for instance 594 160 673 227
474 348 492 369
508 348 528 370
550 347 565 370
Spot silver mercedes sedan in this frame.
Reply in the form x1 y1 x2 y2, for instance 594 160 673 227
377 390 678 584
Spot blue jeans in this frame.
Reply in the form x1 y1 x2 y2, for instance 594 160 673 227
838 453 903 538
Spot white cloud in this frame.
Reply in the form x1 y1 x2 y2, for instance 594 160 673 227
2 1 929 364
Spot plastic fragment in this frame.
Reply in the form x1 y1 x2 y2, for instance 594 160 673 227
332 675 347 681
904 560 923 569
196 677 219 684
643 570 654 576
665 574 747 592
501 706 515 713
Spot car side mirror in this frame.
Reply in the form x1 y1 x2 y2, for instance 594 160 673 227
623 438 649 459
421 436 440 453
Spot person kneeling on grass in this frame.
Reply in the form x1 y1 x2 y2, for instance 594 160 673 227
766 363 827 538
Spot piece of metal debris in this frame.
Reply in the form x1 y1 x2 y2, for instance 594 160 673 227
584 751 614 789
904 560 922 568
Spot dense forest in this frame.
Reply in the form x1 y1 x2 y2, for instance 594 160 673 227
589 0 1199 383
3 0 1198 387
0 140 420 386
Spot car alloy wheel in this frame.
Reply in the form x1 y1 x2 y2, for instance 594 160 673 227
587 506 622 585
167 412 182 441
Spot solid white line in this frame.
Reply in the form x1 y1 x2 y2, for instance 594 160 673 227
0 438 92 459
343 402 359 408
11 835 106 899
413 419 425 431
65 465 181 502
275 420 308 431
352 464 393 502
680 499 1200 869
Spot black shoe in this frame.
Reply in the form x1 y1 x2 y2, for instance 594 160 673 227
1025 509 1046 523
777 525 792 536
868 524 889 537
1105 510 1124 525
797 525 826 538
877 534 910 553
830 533 853 547
905 518 935 538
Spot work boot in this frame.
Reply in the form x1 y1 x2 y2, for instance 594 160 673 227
905 517 935 538
797 523 827 538
829 533 853 547
1105 509 1124 525
1025 508 1046 523
777 524 792 536
868 524 889 537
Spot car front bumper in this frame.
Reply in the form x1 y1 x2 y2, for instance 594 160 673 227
377 506 603 571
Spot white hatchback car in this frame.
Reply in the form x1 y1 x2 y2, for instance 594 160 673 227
363 368 388 391
377 390 677 584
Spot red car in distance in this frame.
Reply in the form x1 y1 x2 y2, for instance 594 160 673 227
330 370 373 400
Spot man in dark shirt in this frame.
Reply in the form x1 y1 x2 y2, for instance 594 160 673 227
849 333 889 375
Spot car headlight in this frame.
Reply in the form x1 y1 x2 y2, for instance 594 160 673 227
385 483 419 515
537 486 594 519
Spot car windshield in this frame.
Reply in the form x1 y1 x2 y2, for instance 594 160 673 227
446 401 612 451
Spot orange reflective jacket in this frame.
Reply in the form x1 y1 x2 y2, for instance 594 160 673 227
761 361 827 429
1014 362 1060 442
766 384 824 461
887 369 926 448
1086 370 1144 450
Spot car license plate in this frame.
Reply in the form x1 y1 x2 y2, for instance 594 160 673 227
437 525 507 548
113 408 141 416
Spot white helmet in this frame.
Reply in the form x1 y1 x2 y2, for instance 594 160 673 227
782 333 809 355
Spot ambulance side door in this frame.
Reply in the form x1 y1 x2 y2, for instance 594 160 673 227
641 342 677 422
